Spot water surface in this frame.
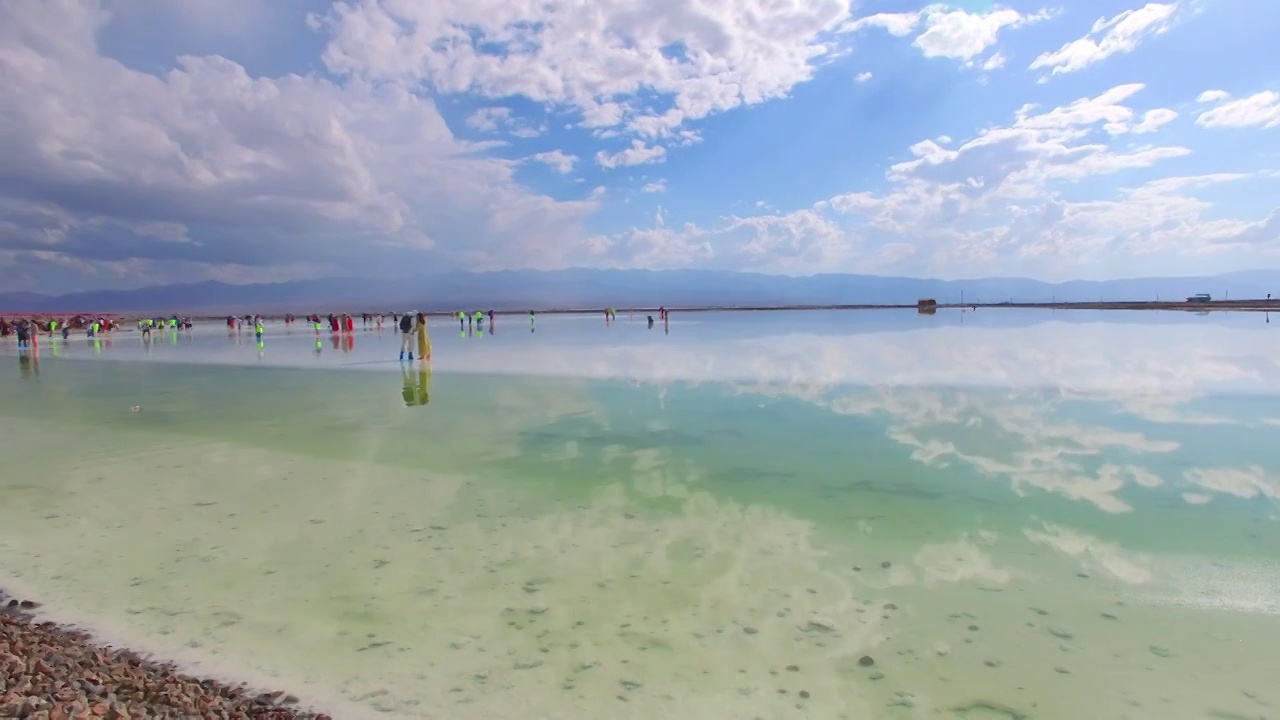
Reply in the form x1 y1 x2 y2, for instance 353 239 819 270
2 309 1278 719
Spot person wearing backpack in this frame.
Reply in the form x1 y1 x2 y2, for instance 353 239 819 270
398 311 415 361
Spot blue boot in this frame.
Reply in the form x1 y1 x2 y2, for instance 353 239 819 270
399 351 405 361
408 353 414 361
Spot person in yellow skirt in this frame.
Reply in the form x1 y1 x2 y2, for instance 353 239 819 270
415 312 431 361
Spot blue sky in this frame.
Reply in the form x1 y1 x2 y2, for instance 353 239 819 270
1 0 1278 293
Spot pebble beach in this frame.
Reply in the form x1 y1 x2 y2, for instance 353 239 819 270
1 591 329 720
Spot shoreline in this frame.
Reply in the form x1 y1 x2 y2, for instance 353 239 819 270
0 588 331 720
3 298 1277 320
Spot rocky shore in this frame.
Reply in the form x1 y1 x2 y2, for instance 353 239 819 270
1 591 331 720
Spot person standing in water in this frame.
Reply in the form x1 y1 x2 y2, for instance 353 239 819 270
398 311 415 361
415 312 431 361
459 312 465 332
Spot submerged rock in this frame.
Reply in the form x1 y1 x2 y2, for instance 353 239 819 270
951 700 1030 719
804 620 836 633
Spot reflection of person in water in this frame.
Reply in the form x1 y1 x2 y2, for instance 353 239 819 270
18 350 37 377
400 364 432 406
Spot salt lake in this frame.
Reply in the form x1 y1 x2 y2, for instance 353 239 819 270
1 308 1278 719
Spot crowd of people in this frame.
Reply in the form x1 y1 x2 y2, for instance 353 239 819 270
1 315 124 348
6 307 673 357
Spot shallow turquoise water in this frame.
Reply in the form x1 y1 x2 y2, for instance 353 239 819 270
1 309 1278 719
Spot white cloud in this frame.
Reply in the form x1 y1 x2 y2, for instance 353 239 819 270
839 11 921 35
594 83 1278 276
847 6 1051 62
1031 3 1179 77
596 140 667 169
641 180 667 193
855 71 873 82
466 107 512 133
529 150 578 174
585 206 855 273
466 106 544 137
1130 108 1178 133
317 0 855 137
914 8 1029 60
0 0 600 283
842 12 921 37
982 52 1006 71
1195 91 1280 129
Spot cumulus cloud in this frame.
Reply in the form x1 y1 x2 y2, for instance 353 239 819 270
0 0 600 287
847 6 1051 62
596 141 667 169
1031 3 1179 78
316 0 856 137
466 106 543 137
589 83 1277 275
2 0 1275 289
843 12 921 37
1130 108 1179 134
529 150 578 174
1195 91 1280 129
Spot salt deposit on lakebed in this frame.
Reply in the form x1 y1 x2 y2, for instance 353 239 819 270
4 417 1280 720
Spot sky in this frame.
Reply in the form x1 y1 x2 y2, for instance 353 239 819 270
1 0 1279 294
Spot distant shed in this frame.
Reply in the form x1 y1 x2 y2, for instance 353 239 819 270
917 298 937 314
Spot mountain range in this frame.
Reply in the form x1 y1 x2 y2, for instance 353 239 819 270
1 269 1277 314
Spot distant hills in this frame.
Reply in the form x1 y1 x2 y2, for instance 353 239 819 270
1 269 1277 314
